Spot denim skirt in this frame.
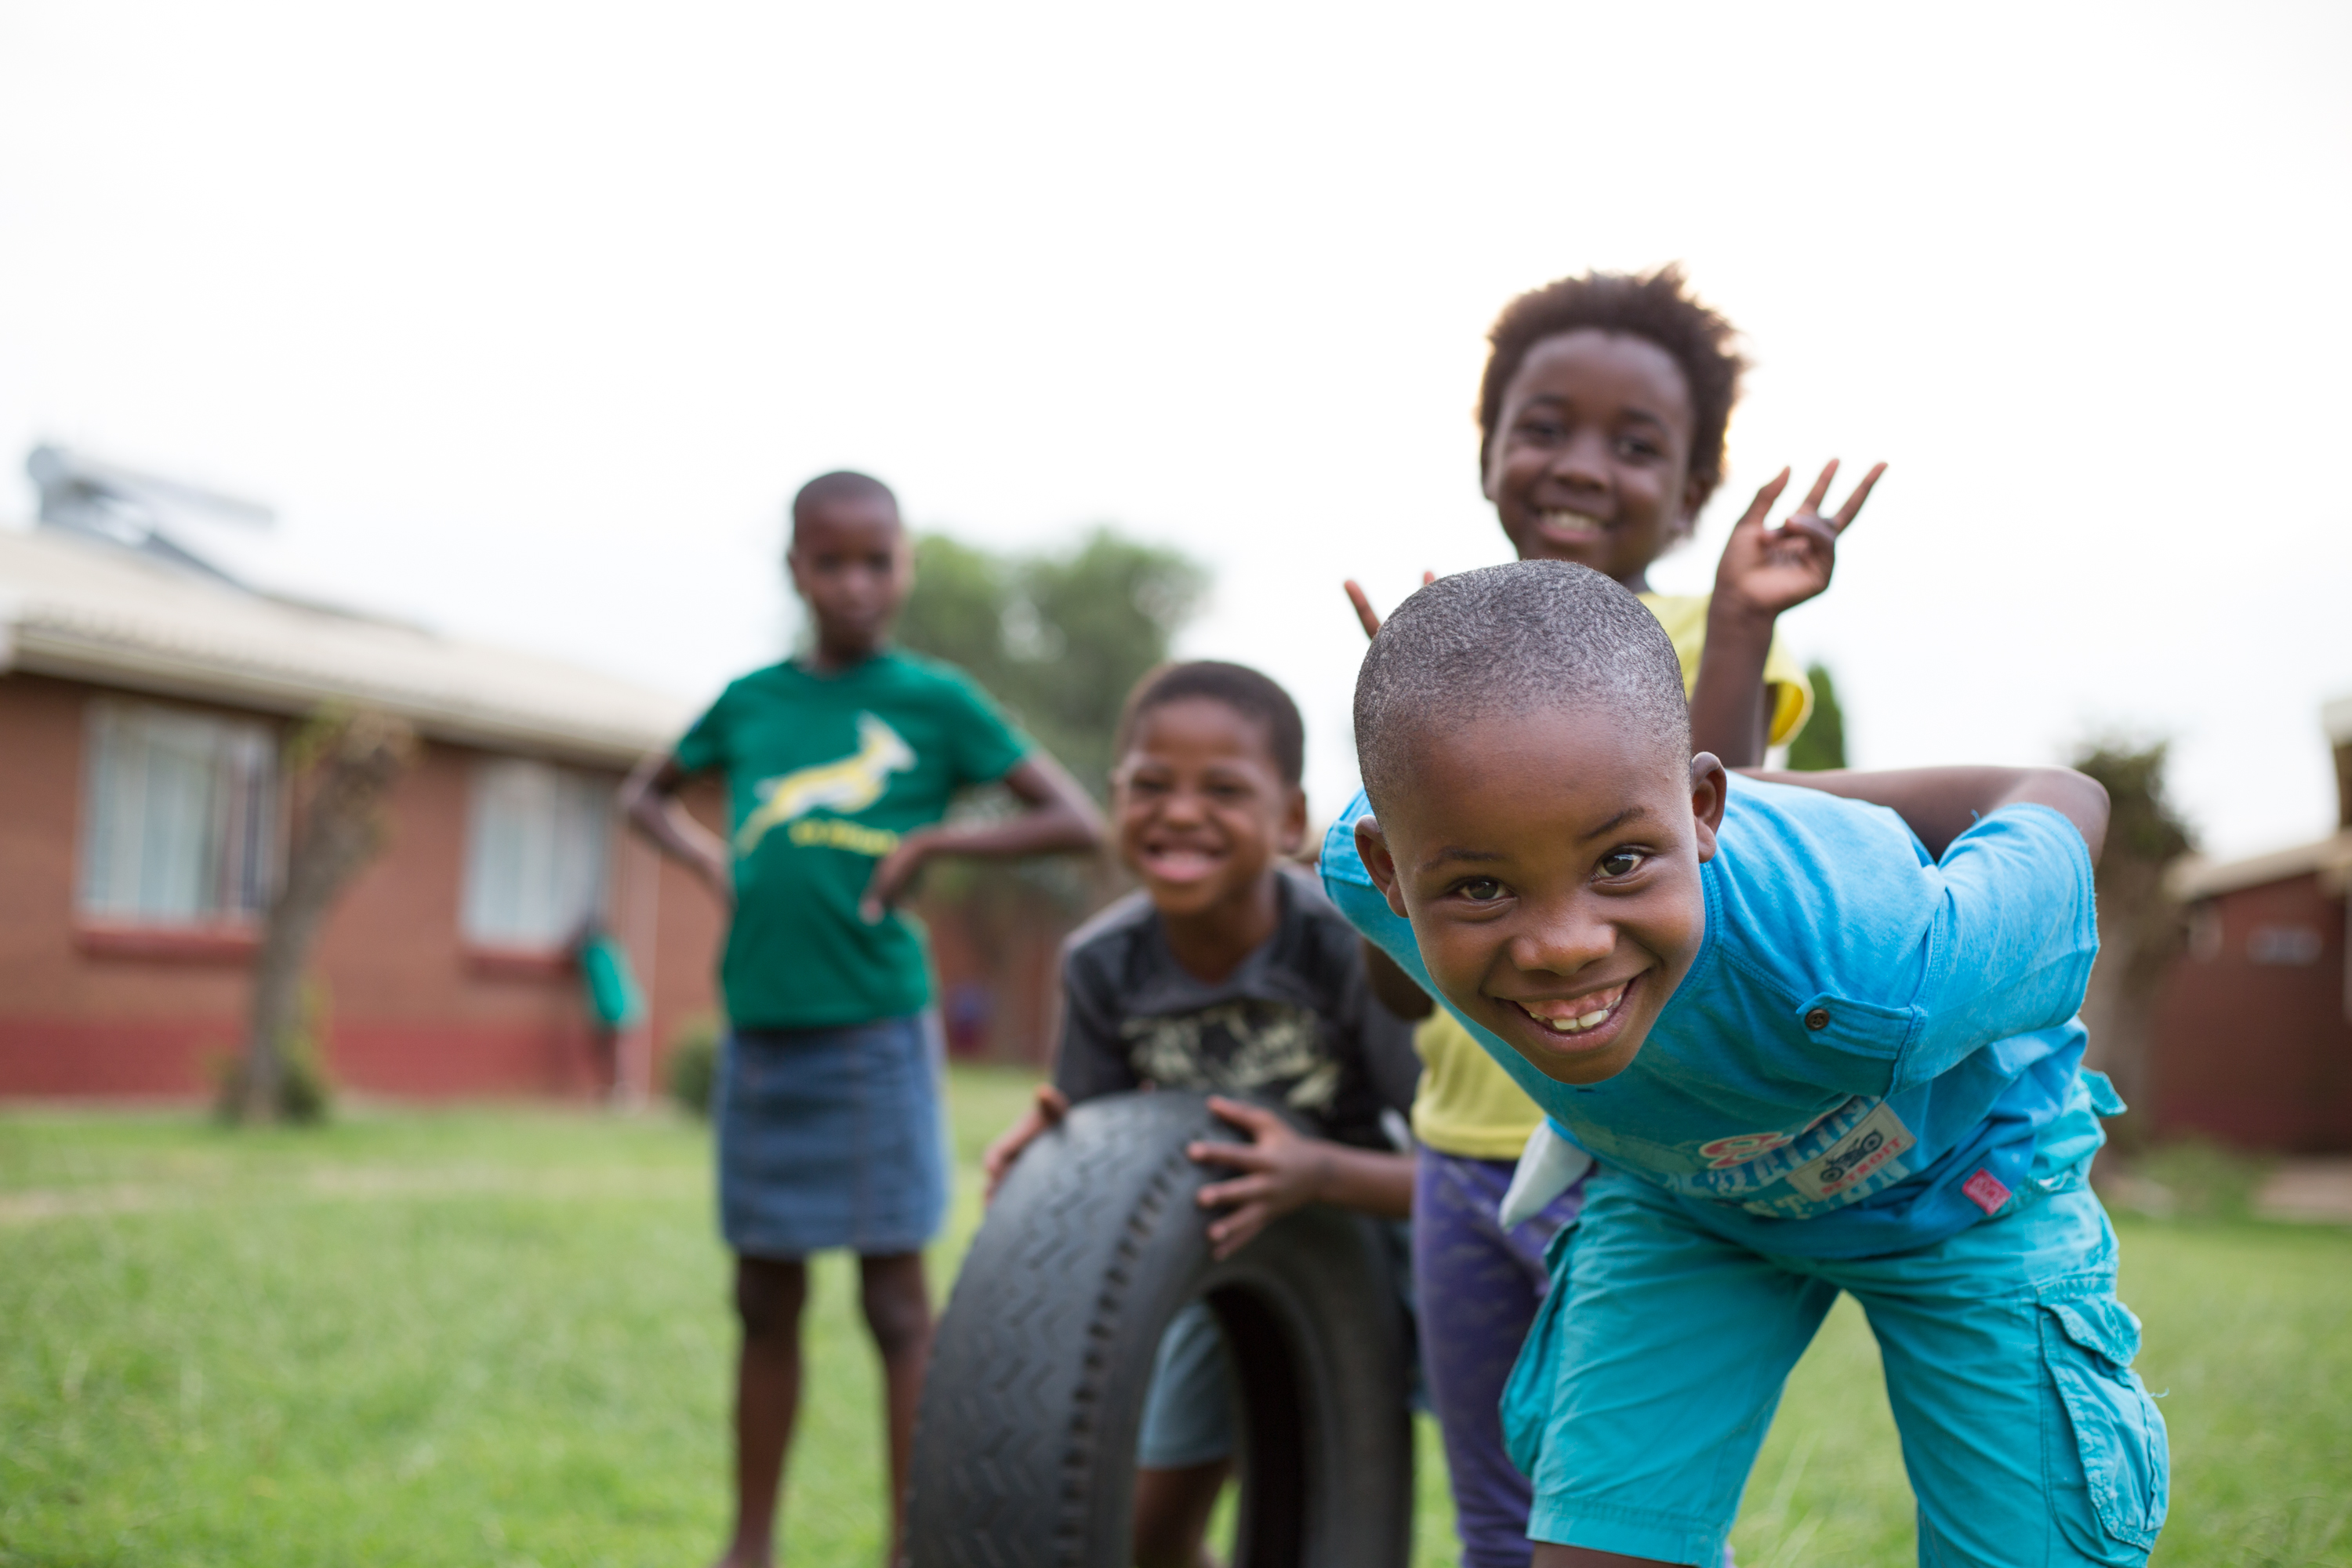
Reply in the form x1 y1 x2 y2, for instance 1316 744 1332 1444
714 1011 949 1259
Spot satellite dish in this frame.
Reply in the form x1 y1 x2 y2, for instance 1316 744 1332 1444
26 443 275 583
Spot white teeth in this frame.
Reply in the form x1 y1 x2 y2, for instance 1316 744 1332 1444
1532 1000 1617 1034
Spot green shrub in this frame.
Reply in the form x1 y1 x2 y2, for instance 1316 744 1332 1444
665 1017 722 1118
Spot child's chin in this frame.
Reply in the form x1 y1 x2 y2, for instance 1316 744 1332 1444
1519 1040 1640 1086
1504 1012 1647 1085
1140 871 1232 911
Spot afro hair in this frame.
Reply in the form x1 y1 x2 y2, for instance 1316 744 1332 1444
1476 264 1745 507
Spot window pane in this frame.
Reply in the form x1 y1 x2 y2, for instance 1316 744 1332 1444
463 758 611 947
79 700 278 925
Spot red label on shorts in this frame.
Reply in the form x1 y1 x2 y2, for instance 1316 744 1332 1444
1962 1169 2011 1215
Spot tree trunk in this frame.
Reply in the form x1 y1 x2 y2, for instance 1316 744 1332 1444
239 709 415 1123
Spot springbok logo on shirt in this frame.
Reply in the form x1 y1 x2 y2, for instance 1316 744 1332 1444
735 713 916 854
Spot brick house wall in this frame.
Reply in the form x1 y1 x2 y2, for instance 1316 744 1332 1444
0 670 727 1100
2151 869 2351 1151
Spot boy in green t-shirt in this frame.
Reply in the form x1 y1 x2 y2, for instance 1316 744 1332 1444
623 470 1103 1568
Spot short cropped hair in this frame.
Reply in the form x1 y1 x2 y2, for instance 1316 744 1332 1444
1475 265 1744 506
791 470 899 534
1115 661 1306 787
1354 561 1689 808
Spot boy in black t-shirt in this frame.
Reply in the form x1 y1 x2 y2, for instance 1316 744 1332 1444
985 660 1418 1568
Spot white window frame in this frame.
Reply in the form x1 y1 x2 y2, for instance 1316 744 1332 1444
460 757 612 952
78 698 279 927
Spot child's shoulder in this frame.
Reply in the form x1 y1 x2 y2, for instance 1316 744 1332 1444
1707 776 1942 989
1265 864 1375 997
1715 775 1933 902
878 646 1001 701
1062 887 1159 969
1720 774 1922 854
719 650 1004 717
1277 862 1363 946
1060 869 1365 1007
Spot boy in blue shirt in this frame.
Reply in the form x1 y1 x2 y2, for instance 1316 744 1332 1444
1323 560 2166 1566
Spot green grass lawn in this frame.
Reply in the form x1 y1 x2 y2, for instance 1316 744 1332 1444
2 1069 2345 1566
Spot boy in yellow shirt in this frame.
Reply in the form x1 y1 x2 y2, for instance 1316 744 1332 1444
1347 266 1879 1568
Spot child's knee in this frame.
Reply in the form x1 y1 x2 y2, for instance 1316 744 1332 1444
858 1262 933 1356
734 1257 808 1343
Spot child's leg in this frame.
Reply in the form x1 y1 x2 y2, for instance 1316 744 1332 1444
1509 1172 1834 1564
858 1250 935 1566
720 1253 810 1568
1133 1299 1237 1568
1840 1186 2167 1567
1414 1151 1576 1568
1133 1460 1232 1568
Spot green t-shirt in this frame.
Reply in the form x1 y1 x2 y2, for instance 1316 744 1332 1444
673 649 1030 1029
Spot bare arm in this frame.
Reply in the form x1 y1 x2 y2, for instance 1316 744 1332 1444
1740 764 2110 864
1687 460 1886 767
620 753 734 908
859 751 1105 919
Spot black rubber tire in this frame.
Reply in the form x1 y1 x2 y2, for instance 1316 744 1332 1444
907 1090 1413 1568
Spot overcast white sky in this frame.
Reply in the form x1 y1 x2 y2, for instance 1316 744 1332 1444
4 2 2347 860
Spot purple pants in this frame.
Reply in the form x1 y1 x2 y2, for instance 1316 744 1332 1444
1415 1149 1584 1568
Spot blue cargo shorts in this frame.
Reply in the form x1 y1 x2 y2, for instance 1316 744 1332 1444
1503 1167 2168 1566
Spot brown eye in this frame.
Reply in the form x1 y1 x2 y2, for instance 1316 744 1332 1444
1457 878 1505 902
1599 850 1646 879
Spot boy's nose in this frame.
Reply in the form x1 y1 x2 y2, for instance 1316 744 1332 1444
1506 901 1615 977
1159 789 1207 824
1550 431 1614 493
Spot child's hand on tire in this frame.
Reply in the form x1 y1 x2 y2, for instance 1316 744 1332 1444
1189 1098 1338 1260
982 1084 1071 1202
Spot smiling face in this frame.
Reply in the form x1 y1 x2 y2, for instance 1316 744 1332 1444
787 494 911 663
1356 705 1726 1084
1112 696 1306 922
1483 329 1704 591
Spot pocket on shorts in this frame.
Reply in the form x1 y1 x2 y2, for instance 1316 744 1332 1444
2038 1282 2169 1555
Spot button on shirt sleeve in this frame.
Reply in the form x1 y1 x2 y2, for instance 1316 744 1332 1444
1896 804 2100 1091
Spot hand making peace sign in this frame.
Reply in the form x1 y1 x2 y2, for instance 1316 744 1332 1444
1710 459 1886 622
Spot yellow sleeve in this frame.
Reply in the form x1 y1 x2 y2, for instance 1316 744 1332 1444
1762 633 1814 747
1410 1011 1544 1158
1637 592 1815 748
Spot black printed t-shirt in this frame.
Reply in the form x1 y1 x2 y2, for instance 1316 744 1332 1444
1052 866 1421 1150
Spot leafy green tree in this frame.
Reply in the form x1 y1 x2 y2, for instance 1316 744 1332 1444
893 528 1207 1059
1786 662 1846 771
2070 738 2197 1148
898 527 1208 797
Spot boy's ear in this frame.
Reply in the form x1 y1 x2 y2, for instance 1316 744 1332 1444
1688 752 1730 862
1279 786 1309 858
1354 817 1410 918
